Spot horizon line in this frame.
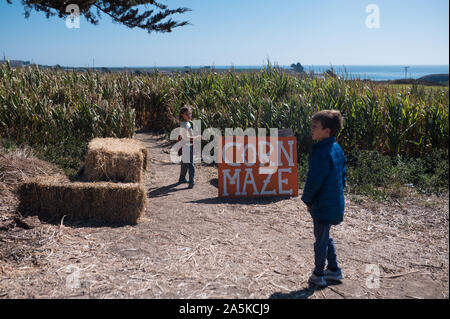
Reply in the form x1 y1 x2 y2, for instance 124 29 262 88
60 64 450 68
2 59 449 69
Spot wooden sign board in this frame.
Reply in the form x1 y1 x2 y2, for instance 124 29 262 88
218 136 298 198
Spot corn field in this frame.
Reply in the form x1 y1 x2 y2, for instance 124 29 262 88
0 62 448 159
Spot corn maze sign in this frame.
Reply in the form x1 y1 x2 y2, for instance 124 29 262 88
218 136 298 198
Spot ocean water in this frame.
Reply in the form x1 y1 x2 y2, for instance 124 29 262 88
299 65 450 81
143 65 449 81
218 65 449 81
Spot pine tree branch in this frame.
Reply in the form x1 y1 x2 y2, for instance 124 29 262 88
8 0 191 33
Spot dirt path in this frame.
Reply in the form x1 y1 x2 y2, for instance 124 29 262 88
0 132 448 299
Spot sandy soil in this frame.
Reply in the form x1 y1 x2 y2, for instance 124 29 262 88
0 132 448 299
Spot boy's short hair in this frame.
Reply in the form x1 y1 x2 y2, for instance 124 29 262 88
312 110 344 137
179 105 192 120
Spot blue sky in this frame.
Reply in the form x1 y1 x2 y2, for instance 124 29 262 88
0 0 448 67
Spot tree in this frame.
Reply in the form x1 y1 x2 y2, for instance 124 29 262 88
290 62 305 73
6 0 191 33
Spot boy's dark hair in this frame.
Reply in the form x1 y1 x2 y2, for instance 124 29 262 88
179 105 192 121
312 110 344 137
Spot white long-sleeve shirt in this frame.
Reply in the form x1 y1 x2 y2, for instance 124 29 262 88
179 121 193 146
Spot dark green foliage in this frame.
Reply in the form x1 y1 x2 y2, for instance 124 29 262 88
5 0 191 33
291 63 305 73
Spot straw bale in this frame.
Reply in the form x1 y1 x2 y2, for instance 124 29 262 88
83 138 146 183
128 139 148 171
107 138 148 170
0 148 64 190
18 176 147 225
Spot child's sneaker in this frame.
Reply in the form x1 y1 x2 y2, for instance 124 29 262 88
324 268 344 281
178 178 188 183
188 183 194 189
308 272 327 287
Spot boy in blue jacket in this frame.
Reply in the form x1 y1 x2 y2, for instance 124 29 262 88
301 110 347 287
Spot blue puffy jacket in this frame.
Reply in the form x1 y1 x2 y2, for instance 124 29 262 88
301 137 347 225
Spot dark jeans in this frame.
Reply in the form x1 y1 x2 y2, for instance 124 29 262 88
179 144 194 185
313 218 340 276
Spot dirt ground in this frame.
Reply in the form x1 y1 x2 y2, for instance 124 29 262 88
0 132 448 299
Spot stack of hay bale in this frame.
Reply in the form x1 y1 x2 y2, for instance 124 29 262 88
18 138 148 225
84 138 148 183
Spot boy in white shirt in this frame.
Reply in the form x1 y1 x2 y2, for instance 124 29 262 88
178 106 200 188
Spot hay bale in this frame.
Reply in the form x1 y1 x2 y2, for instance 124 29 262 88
84 138 147 183
18 176 147 225
127 139 148 171
0 149 64 191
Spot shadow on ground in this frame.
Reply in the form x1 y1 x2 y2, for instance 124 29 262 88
189 178 292 205
269 281 342 299
269 284 317 299
16 211 136 229
147 182 187 198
